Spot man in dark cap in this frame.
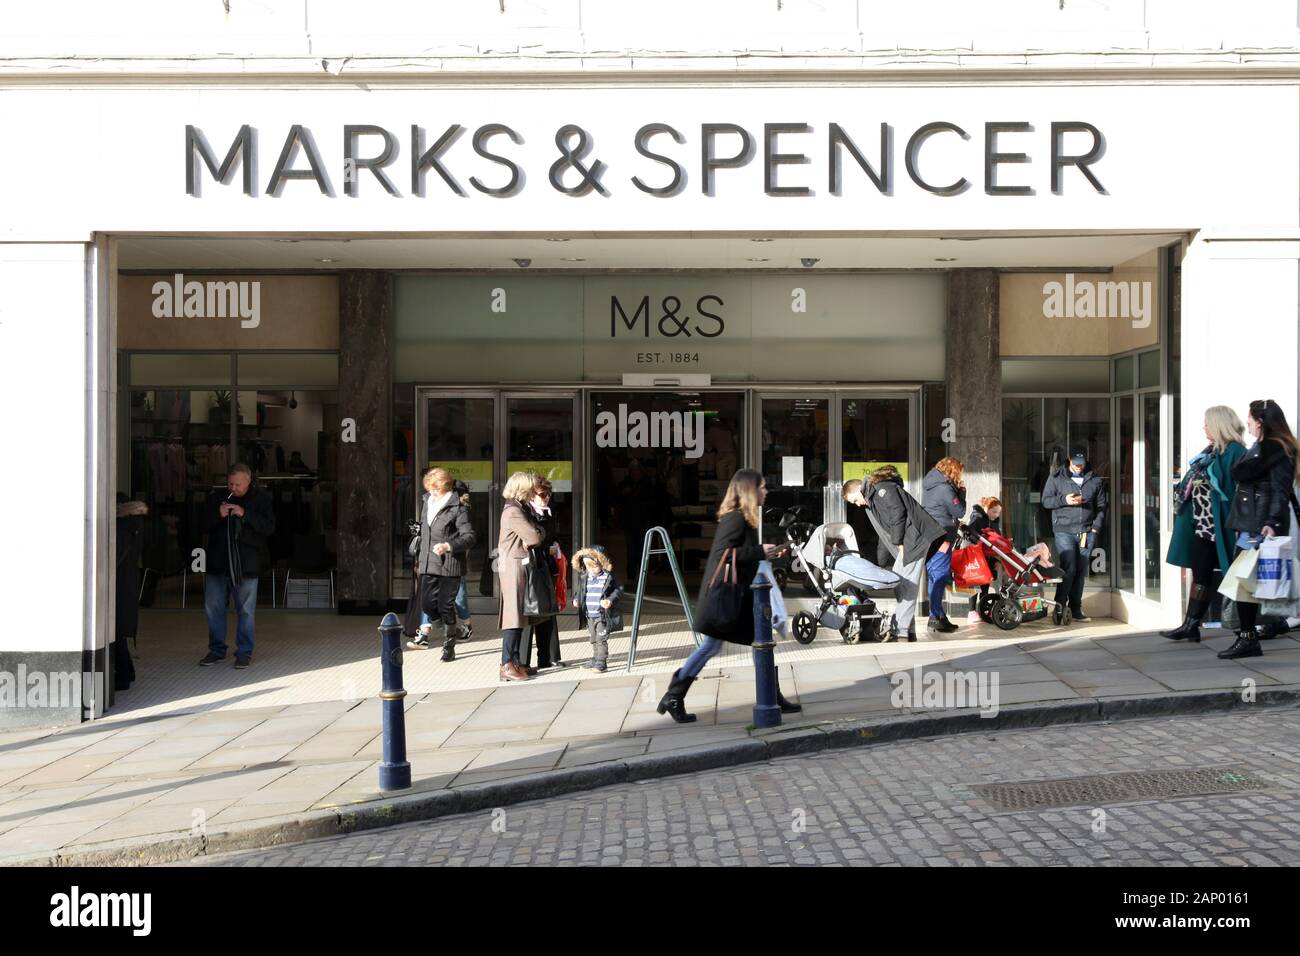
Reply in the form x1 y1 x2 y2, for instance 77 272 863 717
1042 446 1108 623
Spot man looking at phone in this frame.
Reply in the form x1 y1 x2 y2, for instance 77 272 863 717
1042 446 1108 624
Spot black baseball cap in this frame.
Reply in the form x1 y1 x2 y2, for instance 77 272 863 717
1069 447 1087 466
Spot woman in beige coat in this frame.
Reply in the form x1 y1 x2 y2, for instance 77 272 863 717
497 471 548 682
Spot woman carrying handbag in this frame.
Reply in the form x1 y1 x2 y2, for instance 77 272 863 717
1218 399 1300 660
1161 406 1246 643
657 469 798 723
496 471 550 682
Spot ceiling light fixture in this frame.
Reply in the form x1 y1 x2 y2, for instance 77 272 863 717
750 238 774 243
316 257 338 263
544 238 571 242
800 258 820 268
746 257 769 263
562 257 586 262
513 258 532 268
933 257 958 262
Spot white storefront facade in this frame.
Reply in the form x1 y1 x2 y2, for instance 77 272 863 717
2 1 1298 725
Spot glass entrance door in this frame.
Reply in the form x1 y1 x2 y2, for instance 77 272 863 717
589 390 746 594
758 395 831 532
504 393 580 577
418 392 496 602
415 390 579 605
753 391 916 601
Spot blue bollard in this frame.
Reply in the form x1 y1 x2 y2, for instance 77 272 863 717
377 612 411 791
751 580 782 729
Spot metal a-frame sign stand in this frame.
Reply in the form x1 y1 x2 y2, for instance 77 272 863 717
625 526 700 673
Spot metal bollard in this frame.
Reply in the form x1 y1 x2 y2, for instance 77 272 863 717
751 580 782 729
377 612 412 791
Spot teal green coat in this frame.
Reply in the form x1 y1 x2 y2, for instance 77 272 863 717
1166 442 1246 573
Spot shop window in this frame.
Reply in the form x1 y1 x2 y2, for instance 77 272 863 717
922 383 948 472
1138 349 1160 389
1001 358 1110 393
237 353 339 387
1113 354 1135 391
129 354 231 388
391 386 415 601
1001 396 1112 589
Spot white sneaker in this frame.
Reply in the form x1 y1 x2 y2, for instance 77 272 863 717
966 610 982 624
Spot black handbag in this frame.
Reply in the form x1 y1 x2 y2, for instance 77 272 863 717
694 547 746 637
522 546 558 617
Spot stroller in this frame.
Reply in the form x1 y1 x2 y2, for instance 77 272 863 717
778 509 905 644
956 524 1070 631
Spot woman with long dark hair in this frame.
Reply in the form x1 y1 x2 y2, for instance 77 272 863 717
1218 399 1300 660
1162 406 1247 642
656 469 795 723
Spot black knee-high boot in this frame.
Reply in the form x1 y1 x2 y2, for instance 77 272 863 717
1161 584 1208 642
656 669 698 723
774 664 801 713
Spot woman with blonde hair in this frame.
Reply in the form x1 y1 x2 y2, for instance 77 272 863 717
495 470 550 681
656 469 793 722
920 456 967 633
1162 406 1247 643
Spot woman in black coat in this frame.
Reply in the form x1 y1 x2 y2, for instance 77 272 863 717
656 469 796 723
1218 399 1300 660
407 467 477 661
520 476 565 670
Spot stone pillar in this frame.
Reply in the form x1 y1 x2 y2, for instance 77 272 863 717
946 270 1002 511
337 271 393 609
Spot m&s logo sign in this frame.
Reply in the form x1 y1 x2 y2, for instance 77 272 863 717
610 294 725 338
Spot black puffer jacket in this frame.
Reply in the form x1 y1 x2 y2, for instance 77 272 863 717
1227 440 1297 537
862 475 946 566
1042 466 1108 535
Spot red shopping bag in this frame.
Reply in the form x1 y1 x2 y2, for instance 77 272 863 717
553 549 568 609
951 541 994 587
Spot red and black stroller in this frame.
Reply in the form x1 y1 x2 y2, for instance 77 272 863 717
952 525 1070 631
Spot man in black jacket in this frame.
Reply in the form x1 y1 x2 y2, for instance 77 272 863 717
199 463 276 669
859 466 945 640
1042 446 1108 623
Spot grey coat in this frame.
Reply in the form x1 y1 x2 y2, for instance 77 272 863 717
496 500 547 631
414 493 476 577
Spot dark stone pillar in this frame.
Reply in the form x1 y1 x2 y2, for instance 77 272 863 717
946 270 1002 511
337 271 393 609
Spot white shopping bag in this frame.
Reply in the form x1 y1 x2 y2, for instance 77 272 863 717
1254 536 1294 600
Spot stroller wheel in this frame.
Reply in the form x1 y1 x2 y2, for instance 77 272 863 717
857 618 883 644
773 568 788 591
1062 605 1072 626
792 611 818 645
978 596 995 624
991 598 1023 631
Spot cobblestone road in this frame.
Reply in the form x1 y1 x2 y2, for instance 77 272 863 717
192 710 1300 866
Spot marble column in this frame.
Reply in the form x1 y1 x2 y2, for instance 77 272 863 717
337 270 393 609
945 270 1002 511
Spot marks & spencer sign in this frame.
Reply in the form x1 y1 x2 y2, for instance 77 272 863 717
185 120 1105 199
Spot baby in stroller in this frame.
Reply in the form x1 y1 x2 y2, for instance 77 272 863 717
781 511 903 644
956 502 1067 631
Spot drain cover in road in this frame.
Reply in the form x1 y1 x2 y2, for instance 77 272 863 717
971 767 1269 811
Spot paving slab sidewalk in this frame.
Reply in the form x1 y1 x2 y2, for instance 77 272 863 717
2 626 1299 865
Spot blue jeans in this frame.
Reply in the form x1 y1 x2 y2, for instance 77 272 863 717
419 577 470 628
1053 532 1091 614
680 635 725 679
926 547 952 619
205 574 258 658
